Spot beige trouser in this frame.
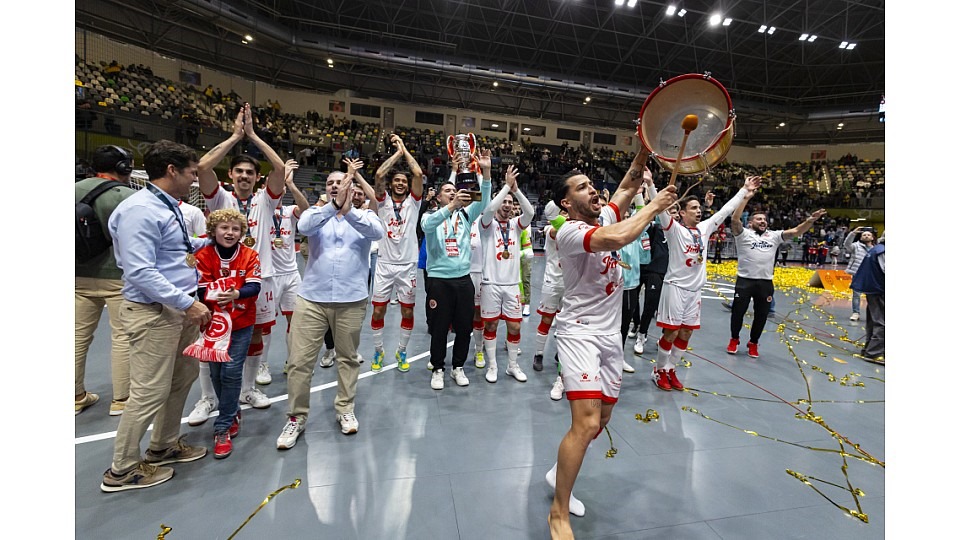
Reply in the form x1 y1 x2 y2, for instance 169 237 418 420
286 297 366 420
75 277 130 399
111 300 199 473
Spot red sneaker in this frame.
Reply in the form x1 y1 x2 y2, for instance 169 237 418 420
228 411 241 438
214 432 232 459
747 342 759 358
667 369 684 390
726 338 739 354
652 369 672 391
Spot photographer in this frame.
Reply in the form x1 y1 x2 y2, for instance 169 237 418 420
843 226 877 322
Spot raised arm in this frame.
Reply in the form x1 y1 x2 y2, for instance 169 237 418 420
243 106 286 195
345 158 376 204
284 159 310 213
707 175 761 230
374 135 405 198
587 185 679 252
395 136 423 199
198 106 245 196
783 209 827 241
609 147 651 212
504 166 535 228
729 189 754 236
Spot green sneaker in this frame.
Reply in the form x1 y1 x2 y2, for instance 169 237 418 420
475 351 486 369
371 349 384 372
396 350 410 372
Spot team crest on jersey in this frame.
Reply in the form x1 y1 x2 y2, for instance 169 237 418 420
580 373 590 381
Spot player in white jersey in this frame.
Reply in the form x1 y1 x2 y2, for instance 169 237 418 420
648 175 759 392
727 187 825 358
180 200 207 239
533 202 568 401
369 134 423 372
478 165 533 383
469 217 486 368
255 160 312 384
189 104 286 423
546 157 678 539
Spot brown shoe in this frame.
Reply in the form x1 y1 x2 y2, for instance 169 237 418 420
144 436 207 466
100 462 174 493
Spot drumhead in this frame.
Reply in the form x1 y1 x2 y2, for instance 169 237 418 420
638 74 734 173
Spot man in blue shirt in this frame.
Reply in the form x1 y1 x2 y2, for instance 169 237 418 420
277 160 384 449
851 234 885 364
421 150 493 390
101 140 212 493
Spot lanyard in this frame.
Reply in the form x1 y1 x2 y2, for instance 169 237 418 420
690 228 703 254
145 182 192 253
392 198 404 222
442 211 462 237
235 192 254 238
497 220 511 251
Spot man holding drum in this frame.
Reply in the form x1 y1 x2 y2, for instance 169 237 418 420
546 151 678 539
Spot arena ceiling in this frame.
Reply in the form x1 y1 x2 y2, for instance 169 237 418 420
76 0 885 147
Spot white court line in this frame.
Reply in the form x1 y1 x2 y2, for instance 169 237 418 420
74 340 454 446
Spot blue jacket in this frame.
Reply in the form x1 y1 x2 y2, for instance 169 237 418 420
850 243 884 295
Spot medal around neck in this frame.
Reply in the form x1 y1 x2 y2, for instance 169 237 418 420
243 236 256 247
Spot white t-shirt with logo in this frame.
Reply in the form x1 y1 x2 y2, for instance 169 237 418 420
733 228 784 280
554 204 623 336
542 224 562 286
179 201 207 239
376 194 422 264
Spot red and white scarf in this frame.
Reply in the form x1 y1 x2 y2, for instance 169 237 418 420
183 277 236 362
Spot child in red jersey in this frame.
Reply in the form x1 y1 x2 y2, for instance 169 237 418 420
193 208 262 459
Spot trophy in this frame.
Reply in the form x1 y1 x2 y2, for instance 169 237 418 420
447 133 482 200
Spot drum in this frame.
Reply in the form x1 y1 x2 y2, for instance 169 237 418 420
637 73 735 176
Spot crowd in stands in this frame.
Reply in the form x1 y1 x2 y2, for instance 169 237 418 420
76 55 883 243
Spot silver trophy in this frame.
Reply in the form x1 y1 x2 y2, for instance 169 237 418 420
447 133 480 188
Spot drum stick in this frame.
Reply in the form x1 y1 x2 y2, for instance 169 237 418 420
668 114 700 187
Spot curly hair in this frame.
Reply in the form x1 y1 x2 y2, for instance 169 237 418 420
206 208 248 238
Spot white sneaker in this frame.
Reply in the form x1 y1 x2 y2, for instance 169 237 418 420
239 388 271 409
522 304 531 317
451 367 470 386
627 324 638 339
187 396 217 426
318 348 336 368
850 313 860 321
507 362 527 382
633 334 646 356
550 376 564 401
545 463 586 517
276 416 305 449
337 411 359 434
256 361 272 385
431 369 444 390
485 362 498 383
427 360 434 370
622 361 636 374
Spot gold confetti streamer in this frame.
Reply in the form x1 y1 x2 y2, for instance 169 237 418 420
227 479 302 540
635 409 660 423
603 426 618 458
156 525 172 539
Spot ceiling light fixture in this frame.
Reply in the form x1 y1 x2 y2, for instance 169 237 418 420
779 122 786 127
627 0 638 7
839 41 848 49
585 96 591 102
846 43 856 50
722 18 732 26
327 58 334 64
767 27 776 34
758 25 767 33
244 34 254 41
666 5 677 16
807 35 817 42
709 14 722 26
799 33 809 41
614 0 625 6
678 8 687 17
493 81 499 87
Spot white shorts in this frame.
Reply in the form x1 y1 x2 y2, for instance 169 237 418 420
274 271 302 316
371 261 417 307
471 272 482 307
556 333 623 403
537 281 564 316
656 283 701 330
255 276 277 328
480 282 522 322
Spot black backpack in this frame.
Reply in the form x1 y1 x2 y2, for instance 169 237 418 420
76 180 124 263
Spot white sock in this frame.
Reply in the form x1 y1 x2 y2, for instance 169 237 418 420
372 326 384 351
546 462 586 517
242 354 261 392
473 328 484 353
484 336 497 368
198 362 215 400
657 340 673 371
399 325 413 350
535 331 549 356
507 338 520 365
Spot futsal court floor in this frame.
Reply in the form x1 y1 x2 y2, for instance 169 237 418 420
74 256 885 539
